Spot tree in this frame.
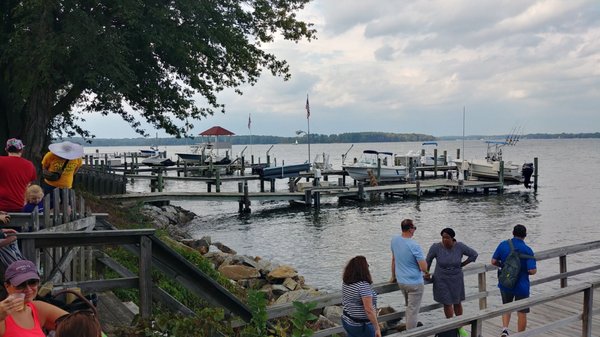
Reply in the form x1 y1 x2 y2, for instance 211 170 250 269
0 0 315 165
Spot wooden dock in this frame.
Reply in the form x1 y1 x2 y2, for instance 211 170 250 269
101 178 520 212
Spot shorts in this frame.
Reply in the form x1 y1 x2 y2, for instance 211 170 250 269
501 291 530 313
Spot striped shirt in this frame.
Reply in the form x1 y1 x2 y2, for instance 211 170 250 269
341 281 377 327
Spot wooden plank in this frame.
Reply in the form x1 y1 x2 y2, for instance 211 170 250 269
139 235 152 318
38 216 96 232
15 229 156 247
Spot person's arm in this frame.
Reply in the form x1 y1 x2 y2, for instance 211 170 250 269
390 254 396 283
0 229 17 248
361 296 381 337
425 244 435 271
0 213 9 224
33 300 69 331
461 243 478 267
528 268 537 275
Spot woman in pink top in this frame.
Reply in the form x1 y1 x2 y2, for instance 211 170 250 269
0 260 68 337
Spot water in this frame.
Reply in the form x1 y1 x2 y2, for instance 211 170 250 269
88 139 600 312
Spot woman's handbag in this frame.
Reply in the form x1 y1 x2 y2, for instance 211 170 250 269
43 160 69 181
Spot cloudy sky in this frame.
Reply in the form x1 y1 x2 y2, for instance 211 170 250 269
83 0 600 138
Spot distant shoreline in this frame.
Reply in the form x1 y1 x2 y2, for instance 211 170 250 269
65 131 600 147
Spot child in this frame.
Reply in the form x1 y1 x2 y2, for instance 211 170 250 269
22 184 44 213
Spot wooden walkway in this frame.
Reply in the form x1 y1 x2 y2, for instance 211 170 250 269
470 287 600 337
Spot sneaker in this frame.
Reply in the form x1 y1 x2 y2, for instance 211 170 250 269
458 327 469 337
501 329 509 337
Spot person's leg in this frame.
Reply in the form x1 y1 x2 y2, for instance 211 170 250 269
443 304 454 318
500 291 514 334
403 284 424 329
453 303 463 316
517 312 527 332
502 313 511 329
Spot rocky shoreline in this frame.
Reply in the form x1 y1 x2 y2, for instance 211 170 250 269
140 204 401 333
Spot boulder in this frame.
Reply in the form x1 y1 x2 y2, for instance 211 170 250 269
214 242 237 254
273 289 320 305
218 265 260 280
204 252 229 268
310 315 337 331
283 277 298 291
267 265 297 281
271 284 289 297
323 306 343 325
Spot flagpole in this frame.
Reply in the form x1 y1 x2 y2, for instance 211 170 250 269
248 113 253 157
306 94 311 165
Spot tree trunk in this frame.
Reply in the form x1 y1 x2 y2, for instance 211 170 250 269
21 86 53 175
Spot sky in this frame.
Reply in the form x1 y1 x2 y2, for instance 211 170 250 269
82 0 600 138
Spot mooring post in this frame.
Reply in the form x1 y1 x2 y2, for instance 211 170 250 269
157 170 164 192
313 191 320 208
433 148 438 178
243 182 250 213
377 158 381 181
304 189 311 206
559 255 567 288
533 157 538 191
478 272 487 309
499 161 504 192
456 148 460 160
267 155 271 166
358 182 365 201
241 156 245 176
270 179 275 193
416 180 421 199
238 182 244 212
458 179 464 193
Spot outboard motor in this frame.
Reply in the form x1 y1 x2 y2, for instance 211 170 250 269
522 163 534 188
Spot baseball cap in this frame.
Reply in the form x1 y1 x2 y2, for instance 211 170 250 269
4 260 40 287
5 138 24 152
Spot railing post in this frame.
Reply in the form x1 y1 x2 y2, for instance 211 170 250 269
139 235 152 319
559 255 567 288
472 319 483 337
582 286 593 337
478 271 487 309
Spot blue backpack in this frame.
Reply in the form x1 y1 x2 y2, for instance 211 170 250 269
498 239 535 289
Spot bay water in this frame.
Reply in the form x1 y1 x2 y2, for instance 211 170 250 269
88 138 600 317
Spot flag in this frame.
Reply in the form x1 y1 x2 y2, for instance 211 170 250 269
248 113 251 129
305 94 310 119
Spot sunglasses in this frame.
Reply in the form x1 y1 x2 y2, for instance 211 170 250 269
14 279 40 290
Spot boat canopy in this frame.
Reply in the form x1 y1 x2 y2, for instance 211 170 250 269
422 141 438 146
363 150 394 156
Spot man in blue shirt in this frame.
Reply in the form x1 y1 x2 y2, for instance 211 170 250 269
390 219 429 330
491 224 537 337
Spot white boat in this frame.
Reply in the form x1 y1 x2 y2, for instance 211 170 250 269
456 141 533 186
394 150 421 167
342 150 408 182
419 142 451 166
176 143 231 165
313 152 333 171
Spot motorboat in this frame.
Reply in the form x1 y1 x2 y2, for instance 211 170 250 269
256 163 311 179
456 141 534 187
142 156 176 167
139 146 160 158
176 126 234 165
342 150 408 182
313 152 333 171
419 142 451 166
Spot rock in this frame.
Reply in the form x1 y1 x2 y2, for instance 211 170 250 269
267 265 297 281
310 315 337 331
271 284 289 297
181 238 211 253
378 306 400 330
238 255 260 269
199 236 212 245
204 252 229 268
217 265 260 280
273 289 320 305
323 306 343 325
283 277 298 291
214 242 237 254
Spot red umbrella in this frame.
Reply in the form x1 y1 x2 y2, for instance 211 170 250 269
199 126 235 136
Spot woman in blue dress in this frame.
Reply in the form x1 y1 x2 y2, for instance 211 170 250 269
341 256 381 337
426 228 478 319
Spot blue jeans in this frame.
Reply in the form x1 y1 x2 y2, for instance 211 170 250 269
342 319 376 337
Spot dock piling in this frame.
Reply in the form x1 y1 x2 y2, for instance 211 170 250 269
533 157 538 191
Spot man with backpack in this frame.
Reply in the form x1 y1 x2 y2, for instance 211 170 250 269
491 224 537 337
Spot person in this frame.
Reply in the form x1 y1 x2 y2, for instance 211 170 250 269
0 260 69 337
55 310 103 337
41 141 84 199
491 224 537 337
426 228 478 336
341 256 381 337
390 219 428 330
0 139 37 212
22 185 45 213
0 213 9 226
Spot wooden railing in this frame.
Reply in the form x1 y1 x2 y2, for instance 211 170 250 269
264 240 600 337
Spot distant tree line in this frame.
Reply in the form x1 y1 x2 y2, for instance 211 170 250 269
68 132 436 147
67 131 599 147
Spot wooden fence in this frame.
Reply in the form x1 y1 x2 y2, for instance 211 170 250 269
263 240 600 337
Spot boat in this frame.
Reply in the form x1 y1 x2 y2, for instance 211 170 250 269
141 156 176 167
394 150 421 167
139 146 160 157
342 150 408 182
313 153 333 171
176 126 234 165
456 141 534 187
256 163 311 179
419 142 451 166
